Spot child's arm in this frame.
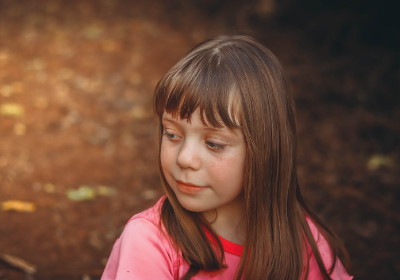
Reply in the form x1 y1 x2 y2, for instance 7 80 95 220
101 217 176 280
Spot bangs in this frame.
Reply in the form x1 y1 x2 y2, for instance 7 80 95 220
154 52 242 129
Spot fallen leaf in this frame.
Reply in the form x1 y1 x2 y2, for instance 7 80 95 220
67 186 96 201
43 183 56 193
96 185 117 197
67 185 117 201
367 154 394 170
0 103 24 117
1 200 36 212
0 253 36 274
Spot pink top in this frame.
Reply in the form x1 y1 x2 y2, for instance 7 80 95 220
101 197 352 280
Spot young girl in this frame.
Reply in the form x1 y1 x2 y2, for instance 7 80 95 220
101 35 352 280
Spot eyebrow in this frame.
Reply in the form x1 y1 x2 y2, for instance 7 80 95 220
162 116 215 130
161 116 178 122
162 116 241 134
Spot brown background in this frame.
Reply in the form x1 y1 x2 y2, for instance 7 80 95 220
0 0 398 279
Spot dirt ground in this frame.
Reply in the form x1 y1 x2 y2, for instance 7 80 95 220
0 0 398 279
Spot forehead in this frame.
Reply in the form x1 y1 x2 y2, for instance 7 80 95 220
162 110 225 129
163 99 242 129
162 110 243 138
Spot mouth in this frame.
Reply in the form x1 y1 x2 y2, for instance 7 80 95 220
176 180 206 194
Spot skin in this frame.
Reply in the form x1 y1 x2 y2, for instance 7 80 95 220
160 109 246 244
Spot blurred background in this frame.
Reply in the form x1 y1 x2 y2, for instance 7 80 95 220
0 0 398 279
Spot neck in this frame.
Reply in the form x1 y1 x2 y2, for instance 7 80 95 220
203 195 246 245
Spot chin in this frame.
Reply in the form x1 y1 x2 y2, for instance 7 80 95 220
176 196 211 213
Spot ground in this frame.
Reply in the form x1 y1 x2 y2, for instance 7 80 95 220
0 1 398 279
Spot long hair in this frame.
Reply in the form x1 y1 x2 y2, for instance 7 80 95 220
153 35 349 279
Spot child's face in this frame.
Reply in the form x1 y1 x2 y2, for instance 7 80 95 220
160 109 246 214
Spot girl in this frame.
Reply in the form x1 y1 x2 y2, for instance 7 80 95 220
101 35 352 280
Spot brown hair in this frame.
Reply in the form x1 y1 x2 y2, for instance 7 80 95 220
153 35 349 279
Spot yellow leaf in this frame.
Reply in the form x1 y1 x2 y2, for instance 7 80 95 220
96 185 117 196
67 186 96 201
43 183 55 193
0 103 24 117
367 154 394 170
1 200 36 212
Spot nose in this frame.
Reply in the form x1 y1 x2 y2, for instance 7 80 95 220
176 139 201 170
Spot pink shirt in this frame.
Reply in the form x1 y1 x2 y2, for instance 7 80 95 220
101 197 352 279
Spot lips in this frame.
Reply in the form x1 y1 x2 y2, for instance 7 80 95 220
176 180 206 194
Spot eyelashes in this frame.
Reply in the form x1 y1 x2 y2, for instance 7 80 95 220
205 140 225 151
163 132 179 141
163 130 227 152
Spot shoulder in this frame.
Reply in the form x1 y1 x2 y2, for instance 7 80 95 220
305 217 353 280
305 217 334 266
120 196 171 249
101 196 180 280
129 195 166 224
120 196 173 255
305 216 325 247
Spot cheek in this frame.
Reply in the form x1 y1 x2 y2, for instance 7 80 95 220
160 142 170 171
209 153 245 184
160 141 179 175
